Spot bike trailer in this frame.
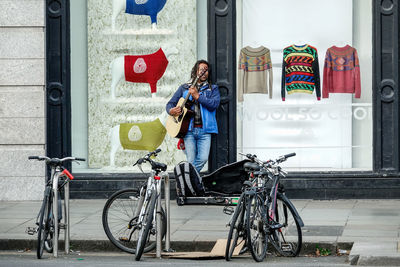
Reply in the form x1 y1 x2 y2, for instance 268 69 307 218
174 159 250 206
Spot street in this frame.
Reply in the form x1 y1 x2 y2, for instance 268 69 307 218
0 251 351 267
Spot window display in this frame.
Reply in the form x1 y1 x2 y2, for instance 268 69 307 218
71 0 201 171
238 0 372 171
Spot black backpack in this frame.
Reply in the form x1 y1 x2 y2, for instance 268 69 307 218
174 161 205 197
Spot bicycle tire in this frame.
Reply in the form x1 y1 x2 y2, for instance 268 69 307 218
44 197 60 253
246 194 268 262
269 193 302 257
135 189 157 261
44 212 55 253
225 193 246 261
102 188 166 254
37 191 51 259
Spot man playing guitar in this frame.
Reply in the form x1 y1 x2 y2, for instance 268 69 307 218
166 60 220 173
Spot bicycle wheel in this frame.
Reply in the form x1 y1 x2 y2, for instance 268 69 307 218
246 194 268 262
37 190 51 259
44 196 60 253
44 212 55 253
102 188 166 254
269 193 302 257
225 193 246 261
135 189 157 261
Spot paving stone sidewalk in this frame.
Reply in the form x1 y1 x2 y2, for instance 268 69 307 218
1 199 399 265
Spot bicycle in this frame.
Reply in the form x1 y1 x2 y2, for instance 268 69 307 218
243 152 304 261
224 159 264 261
102 149 168 260
28 156 85 259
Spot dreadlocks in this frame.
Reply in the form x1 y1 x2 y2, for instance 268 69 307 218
190 60 211 84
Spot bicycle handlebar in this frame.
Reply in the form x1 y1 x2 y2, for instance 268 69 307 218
238 152 256 161
239 152 296 167
276 152 296 164
283 152 296 158
28 156 86 164
133 148 162 167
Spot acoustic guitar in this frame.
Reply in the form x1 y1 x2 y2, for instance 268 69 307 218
166 68 208 138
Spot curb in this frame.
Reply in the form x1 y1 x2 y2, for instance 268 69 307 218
0 239 352 255
355 255 400 266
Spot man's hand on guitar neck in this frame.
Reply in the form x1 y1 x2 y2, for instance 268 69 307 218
189 86 200 101
169 106 182 116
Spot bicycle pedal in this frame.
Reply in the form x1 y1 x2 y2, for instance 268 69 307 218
223 206 234 215
119 237 129 242
58 223 66 229
25 227 37 235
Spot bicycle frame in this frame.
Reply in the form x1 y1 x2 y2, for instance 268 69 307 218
137 171 160 227
266 171 281 221
264 169 304 228
135 170 165 253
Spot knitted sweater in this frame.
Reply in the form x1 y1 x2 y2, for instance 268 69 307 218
281 44 321 101
238 46 273 102
322 45 361 98
125 0 167 24
124 48 168 93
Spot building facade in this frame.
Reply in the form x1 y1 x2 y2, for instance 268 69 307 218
0 0 45 200
1 0 399 200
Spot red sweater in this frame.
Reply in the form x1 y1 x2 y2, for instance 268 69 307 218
322 45 361 98
124 48 168 93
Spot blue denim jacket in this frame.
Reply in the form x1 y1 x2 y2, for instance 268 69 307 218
166 83 220 134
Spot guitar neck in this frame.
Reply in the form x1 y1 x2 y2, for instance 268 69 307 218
180 76 200 109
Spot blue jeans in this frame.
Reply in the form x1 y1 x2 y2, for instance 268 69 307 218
183 127 211 173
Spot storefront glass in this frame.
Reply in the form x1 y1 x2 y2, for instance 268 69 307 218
71 0 207 172
236 0 373 171
71 0 373 173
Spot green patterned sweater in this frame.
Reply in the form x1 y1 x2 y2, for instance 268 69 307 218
281 44 321 101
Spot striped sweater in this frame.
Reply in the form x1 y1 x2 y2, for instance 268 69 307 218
281 44 321 101
238 46 273 101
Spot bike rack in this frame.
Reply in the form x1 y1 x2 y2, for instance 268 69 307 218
156 172 171 258
52 173 70 258
52 169 167 258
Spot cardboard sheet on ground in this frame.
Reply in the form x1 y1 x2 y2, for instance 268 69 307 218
159 239 244 259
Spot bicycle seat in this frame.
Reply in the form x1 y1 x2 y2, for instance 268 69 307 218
152 161 167 172
244 162 260 172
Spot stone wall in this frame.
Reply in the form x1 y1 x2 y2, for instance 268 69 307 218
0 0 45 200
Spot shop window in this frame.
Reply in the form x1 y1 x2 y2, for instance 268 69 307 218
236 0 372 171
71 0 207 172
